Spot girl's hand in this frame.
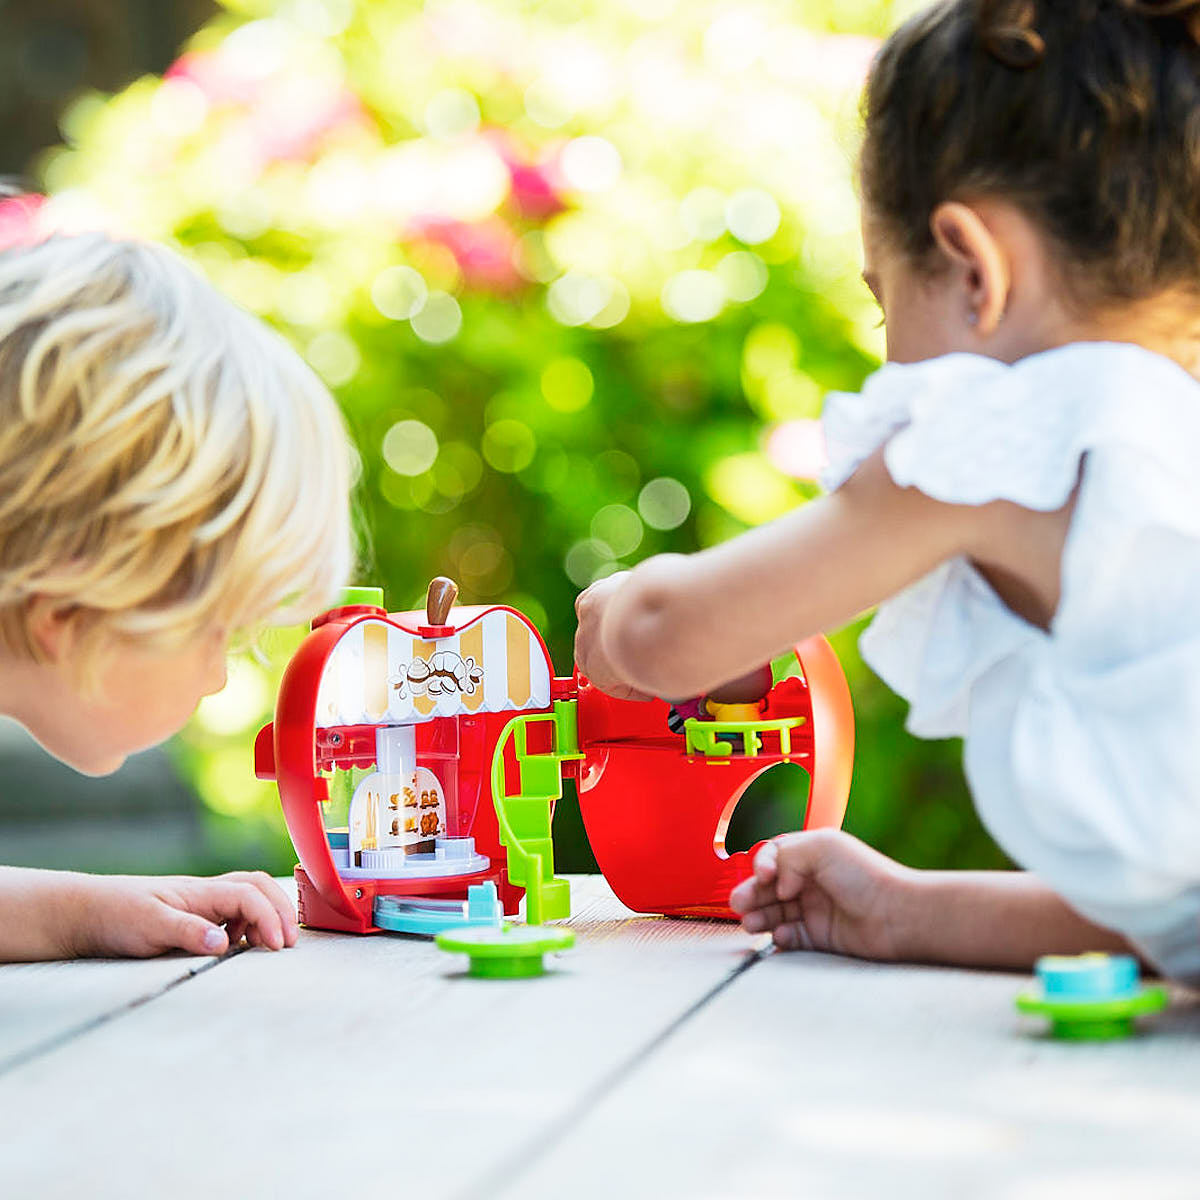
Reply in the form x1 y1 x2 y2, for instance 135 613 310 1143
59 871 300 959
729 830 915 962
574 572 657 702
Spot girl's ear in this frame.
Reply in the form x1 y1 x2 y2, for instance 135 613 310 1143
929 201 1011 336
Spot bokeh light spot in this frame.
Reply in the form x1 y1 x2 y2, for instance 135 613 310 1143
560 135 622 192
524 79 573 129
547 272 614 326
718 250 769 302
704 11 768 73
662 269 724 323
588 280 630 329
411 291 462 343
278 267 334 326
564 538 617 587
591 503 643 558
541 357 595 412
727 188 782 245
382 419 439 476
680 186 726 243
482 419 536 473
706 452 797 524
638 477 691 530
436 441 484 495
150 78 209 136
305 330 360 385
424 88 481 139
743 322 800 383
371 265 427 320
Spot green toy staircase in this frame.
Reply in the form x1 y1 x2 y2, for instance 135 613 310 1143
491 700 583 925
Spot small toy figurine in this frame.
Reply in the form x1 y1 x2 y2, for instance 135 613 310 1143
666 663 774 744
1016 952 1169 1039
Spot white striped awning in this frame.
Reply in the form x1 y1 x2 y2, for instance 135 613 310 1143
315 608 552 728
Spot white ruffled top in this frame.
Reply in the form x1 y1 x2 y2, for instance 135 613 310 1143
821 342 1200 980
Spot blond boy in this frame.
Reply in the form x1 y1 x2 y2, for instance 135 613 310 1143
0 232 354 960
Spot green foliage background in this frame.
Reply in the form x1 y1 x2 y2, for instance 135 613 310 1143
35 0 1009 874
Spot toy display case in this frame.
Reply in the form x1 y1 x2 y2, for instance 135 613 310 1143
255 579 854 934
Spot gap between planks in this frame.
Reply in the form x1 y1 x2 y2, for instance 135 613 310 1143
0 945 249 1078
454 936 770 1200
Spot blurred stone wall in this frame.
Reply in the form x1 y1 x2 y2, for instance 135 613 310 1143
0 0 216 178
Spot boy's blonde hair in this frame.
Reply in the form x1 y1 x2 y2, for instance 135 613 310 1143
0 233 355 677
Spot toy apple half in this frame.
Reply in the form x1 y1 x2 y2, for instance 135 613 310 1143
572 635 854 919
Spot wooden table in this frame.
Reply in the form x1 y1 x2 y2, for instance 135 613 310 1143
2 875 1199 1199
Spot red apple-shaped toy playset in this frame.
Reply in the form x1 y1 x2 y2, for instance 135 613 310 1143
255 579 854 936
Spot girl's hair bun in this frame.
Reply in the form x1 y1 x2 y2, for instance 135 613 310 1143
978 0 1045 68
1124 0 1200 43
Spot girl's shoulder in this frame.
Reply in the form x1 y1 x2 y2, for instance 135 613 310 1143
822 341 1200 514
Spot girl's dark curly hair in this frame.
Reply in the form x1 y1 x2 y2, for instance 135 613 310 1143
862 0 1200 305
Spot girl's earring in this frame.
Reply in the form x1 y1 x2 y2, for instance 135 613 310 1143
967 311 979 327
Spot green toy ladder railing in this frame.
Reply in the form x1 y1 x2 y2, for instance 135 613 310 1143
491 700 584 925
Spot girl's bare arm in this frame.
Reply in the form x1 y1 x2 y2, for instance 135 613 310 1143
580 448 996 699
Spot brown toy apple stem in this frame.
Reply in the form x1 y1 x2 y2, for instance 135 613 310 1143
426 577 458 626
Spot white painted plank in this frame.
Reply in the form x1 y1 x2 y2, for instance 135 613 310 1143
0 875 758 1200
511 947 1200 1200
0 954 224 1074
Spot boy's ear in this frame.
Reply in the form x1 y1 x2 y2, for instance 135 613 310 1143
26 597 78 664
929 201 1011 336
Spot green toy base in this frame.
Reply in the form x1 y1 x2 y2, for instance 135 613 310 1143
1016 985 1168 1040
466 955 547 979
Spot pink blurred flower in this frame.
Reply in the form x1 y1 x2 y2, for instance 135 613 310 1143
412 217 522 293
253 86 368 163
0 194 48 250
507 159 566 221
166 51 258 107
485 131 566 221
166 51 371 167
765 418 828 481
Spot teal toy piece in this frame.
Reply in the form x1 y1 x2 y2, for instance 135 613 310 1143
374 882 504 936
1016 953 1168 1040
436 924 575 978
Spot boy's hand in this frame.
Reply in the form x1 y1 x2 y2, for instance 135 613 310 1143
729 830 914 962
574 572 657 702
60 871 300 959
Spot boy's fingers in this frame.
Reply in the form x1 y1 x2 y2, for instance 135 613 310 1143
161 908 229 956
190 881 286 950
219 871 299 944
